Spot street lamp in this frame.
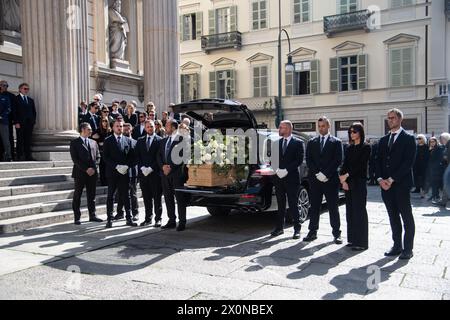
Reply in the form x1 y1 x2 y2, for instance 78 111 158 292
277 28 294 128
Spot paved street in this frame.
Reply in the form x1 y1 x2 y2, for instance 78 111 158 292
0 186 449 300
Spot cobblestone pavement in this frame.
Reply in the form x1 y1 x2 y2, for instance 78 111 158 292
0 186 449 300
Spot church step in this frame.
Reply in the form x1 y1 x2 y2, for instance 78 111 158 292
0 190 142 221
0 187 109 209
0 181 75 197
0 161 73 170
0 199 145 234
0 174 73 187
0 167 73 178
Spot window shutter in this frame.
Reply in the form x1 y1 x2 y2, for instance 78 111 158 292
180 75 186 102
196 12 203 39
286 70 294 96
358 54 368 90
402 47 413 86
209 72 216 98
230 6 238 32
310 59 320 94
179 15 184 41
391 0 403 8
193 73 199 100
390 48 401 87
330 57 339 92
208 10 216 35
230 70 236 99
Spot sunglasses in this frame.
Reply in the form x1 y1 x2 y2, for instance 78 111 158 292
350 130 359 134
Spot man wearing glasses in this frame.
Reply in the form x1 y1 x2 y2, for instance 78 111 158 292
0 80 13 161
15 83 37 161
133 112 147 140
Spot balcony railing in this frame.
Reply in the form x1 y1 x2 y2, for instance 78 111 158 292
324 10 372 37
201 31 242 54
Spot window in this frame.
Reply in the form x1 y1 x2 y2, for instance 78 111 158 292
252 0 267 30
181 74 199 103
340 56 358 91
209 6 237 35
294 122 317 135
390 47 414 87
210 70 236 99
180 12 203 41
384 118 417 134
253 66 269 97
294 0 310 23
391 0 414 8
294 62 311 95
339 0 358 14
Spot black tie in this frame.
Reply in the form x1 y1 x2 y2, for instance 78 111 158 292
147 136 152 151
117 136 121 149
388 133 397 151
282 139 288 155
320 136 326 152
24 96 28 105
165 137 172 161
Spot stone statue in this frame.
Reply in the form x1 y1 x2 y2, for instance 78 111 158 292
1 0 21 33
108 0 129 61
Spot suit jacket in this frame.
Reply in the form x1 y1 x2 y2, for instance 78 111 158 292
275 137 304 184
15 94 37 125
70 137 99 179
306 135 343 181
136 134 162 178
375 129 417 188
103 134 135 179
83 113 100 132
157 134 187 180
132 124 146 141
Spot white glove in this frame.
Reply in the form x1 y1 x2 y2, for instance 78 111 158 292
276 169 288 179
316 172 328 183
116 165 128 175
141 167 153 177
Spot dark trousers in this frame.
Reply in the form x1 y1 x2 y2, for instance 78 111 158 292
368 162 377 183
117 176 139 216
16 121 34 159
140 174 163 222
106 174 131 221
72 173 97 221
161 174 186 225
308 177 341 237
381 184 415 253
99 154 107 186
345 178 369 248
274 178 301 232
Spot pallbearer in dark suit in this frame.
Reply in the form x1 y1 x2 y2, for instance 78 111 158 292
70 123 103 225
304 117 343 244
339 123 371 251
376 109 417 260
103 119 137 228
158 120 188 232
15 83 37 161
83 102 100 135
133 112 147 141
136 120 163 227
270 121 305 239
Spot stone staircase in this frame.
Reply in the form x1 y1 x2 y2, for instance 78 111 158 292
0 161 143 234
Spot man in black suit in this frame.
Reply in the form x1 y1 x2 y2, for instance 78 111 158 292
83 102 100 135
0 81 17 161
304 117 343 244
270 120 305 239
69 123 103 225
103 119 137 228
78 101 88 127
136 120 163 227
376 108 417 260
132 112 147 141
158 119 188 231
15 83 37 161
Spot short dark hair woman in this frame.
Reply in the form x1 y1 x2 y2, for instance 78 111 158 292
339 122 371 251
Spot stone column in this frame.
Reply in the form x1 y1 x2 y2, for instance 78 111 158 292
143 0 179 115
21 0 90 160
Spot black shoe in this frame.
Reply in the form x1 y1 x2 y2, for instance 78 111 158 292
303 232 317 242
270 229 284 237
126 220 138 227
89 216 103 223
334 236 343 245
399 251 413 260
113 214 124 221
154 219 162 228
384 247 402 257
177 224 186 232
74 220 81 226
140 221 152 227
352 246 368 251
132 215 139 222
346 243 354 248
411 189 420 194
105 221 113 229
161 222 176 229
293 231 301 240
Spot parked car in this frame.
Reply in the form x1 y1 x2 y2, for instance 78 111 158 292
174 99 342 224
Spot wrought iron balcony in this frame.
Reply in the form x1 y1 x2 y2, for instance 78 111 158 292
201 31 242 54
324 10 372 37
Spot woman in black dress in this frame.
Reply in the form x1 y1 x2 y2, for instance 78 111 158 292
412 134 429 197
339 123 371 251
427 137 445 202
123 103 138 127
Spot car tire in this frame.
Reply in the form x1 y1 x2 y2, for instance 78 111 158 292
207 207 231 217
298 186 311 224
